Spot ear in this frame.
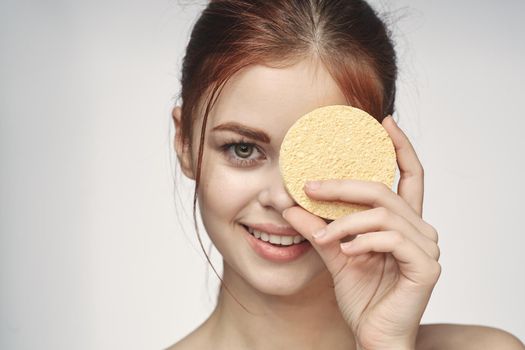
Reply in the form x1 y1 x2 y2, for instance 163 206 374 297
172 106 195 180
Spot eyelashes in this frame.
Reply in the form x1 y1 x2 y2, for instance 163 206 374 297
219 138 266 167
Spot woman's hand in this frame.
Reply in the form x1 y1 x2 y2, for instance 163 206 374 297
282 116 441 350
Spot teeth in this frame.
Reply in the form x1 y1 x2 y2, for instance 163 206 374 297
246 226 305 246
269 235 280 244
280 236 293 245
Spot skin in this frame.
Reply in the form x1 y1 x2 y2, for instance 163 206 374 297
170 57 525 350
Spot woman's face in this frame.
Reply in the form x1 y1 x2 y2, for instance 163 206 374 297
175 57 348 296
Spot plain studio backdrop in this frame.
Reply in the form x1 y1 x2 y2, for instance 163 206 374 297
1 0 524 349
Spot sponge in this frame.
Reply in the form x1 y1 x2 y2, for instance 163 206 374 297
279 105 397 220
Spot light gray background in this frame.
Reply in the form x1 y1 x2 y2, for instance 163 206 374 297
1 0 524 349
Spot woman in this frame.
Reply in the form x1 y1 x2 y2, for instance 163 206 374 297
169 0 524 349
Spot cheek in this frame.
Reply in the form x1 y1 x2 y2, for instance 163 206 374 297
198 162 262 223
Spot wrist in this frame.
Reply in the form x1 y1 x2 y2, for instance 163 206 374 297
353 334 416 350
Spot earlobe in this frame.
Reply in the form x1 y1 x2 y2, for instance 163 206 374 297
172 106 195 180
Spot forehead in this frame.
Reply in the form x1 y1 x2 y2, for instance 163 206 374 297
208 58 348 139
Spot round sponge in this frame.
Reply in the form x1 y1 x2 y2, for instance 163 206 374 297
279 105 397 220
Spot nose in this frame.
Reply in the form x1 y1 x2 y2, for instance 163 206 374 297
257 164 296 214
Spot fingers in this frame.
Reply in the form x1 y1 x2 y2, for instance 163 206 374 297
313 207 440 261
304 180 438 242
339 230 441 287
382 116 424 217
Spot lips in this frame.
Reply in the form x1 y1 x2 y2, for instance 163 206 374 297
241 224 312 263
246 226 305 245
242 222 301 236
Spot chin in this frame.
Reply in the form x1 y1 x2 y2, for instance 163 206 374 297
243 260 327 297
217 222 329 298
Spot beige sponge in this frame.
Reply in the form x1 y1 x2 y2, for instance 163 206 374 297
279 105 397 220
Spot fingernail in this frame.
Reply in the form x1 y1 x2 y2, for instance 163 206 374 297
305 181 321 190
313 228 326 239
282 209 288 219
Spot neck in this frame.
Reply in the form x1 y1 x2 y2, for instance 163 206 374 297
206 261 357 350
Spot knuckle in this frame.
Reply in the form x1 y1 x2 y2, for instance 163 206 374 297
431 244 441 261
425 223 439 243
390 230 405 245
429 261 442 279
371 182 389 205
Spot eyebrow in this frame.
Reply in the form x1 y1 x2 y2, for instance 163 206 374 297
211 122 271 143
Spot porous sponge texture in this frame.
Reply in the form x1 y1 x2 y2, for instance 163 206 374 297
279 105 397 220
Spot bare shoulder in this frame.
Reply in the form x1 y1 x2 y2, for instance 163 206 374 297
164 331 208 350
164 337 197 350
164 328 210 350
163 320 213 350
416 323 524 350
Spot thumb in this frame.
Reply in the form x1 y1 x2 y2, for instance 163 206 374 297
282 206 347 276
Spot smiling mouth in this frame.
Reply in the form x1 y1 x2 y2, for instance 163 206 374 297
241 224 307 246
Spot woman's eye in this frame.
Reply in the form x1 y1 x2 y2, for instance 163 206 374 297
234 143 253 158
220 141 265 167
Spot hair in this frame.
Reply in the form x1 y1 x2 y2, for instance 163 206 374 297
174 0 397 310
